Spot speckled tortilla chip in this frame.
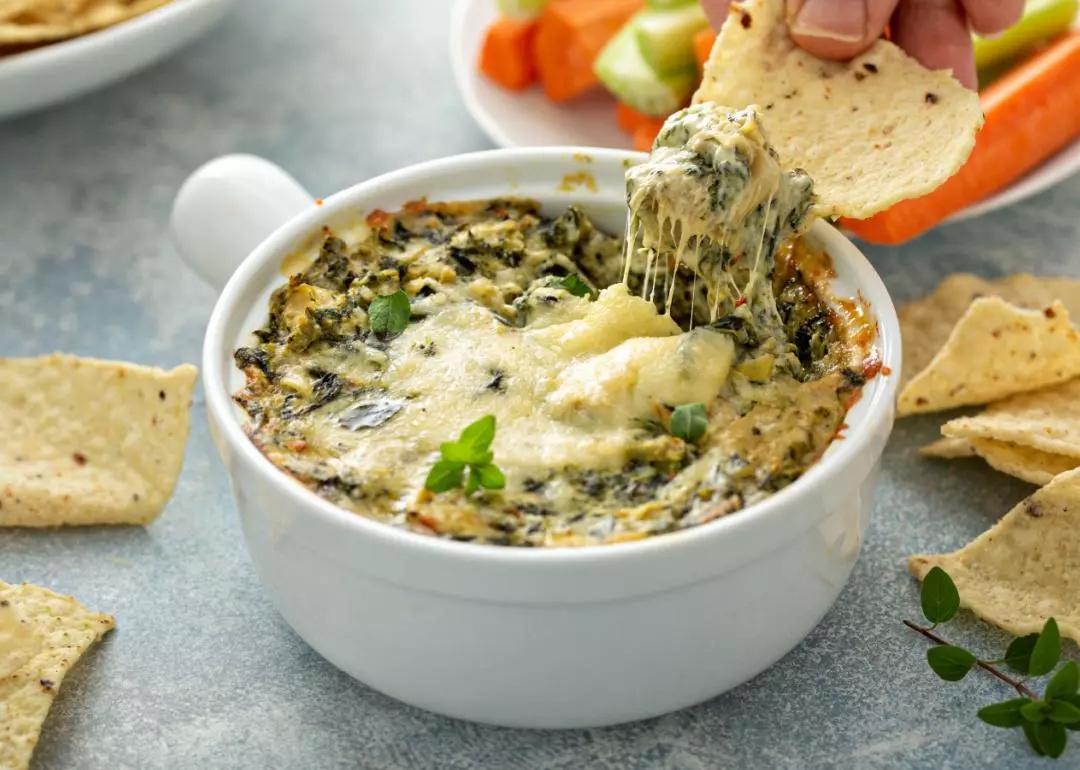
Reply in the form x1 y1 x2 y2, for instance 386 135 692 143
693 0 982 219
897 298 1080 415
0 0 169 45
920 435 1077 484
899 273 1080 390
943 378 1080 458
909 467 1080 642
0 354 197 526
919 436 977 459
970 438 1080 486
0 581 114 770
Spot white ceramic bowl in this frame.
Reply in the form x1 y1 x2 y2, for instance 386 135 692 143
171 149 901 728
0 0 238 121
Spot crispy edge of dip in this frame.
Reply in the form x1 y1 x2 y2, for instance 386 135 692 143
694 0 982 220
909 467 1080 644
0 354 197 527
0 581 114 770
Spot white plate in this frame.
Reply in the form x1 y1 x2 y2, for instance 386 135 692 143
0 0 238 120
450 0 1080 224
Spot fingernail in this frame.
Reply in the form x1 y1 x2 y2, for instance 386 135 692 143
787 0 867 43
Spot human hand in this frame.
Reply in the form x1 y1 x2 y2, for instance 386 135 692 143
700 0 1024 89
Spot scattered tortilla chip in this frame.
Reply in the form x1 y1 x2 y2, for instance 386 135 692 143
897 298 1080 416
920 435 1077 485
0 0 169 46
899 273 1080 390
919 436 976 459
943 378 1080 458
0 581 114 770
693 0 982 219
970 438 1080 486
0 354 197 527
909 467 1080 642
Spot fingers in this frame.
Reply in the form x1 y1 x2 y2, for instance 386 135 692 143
892 0 978 88
701 0 733 28
786 0 899 60
959 0 1024 35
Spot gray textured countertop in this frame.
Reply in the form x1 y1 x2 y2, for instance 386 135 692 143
2 1 1079 767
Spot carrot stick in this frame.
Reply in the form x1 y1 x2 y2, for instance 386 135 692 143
535 0 642 102
479 17 539 91
843 31 1080 245
693 27 716 71
616 101 665 135
632 119 665 151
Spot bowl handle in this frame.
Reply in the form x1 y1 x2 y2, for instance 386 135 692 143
171 154 314 290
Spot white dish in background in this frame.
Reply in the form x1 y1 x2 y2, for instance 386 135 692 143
171 148 899 728
449 0 1080 226
0 0 238 121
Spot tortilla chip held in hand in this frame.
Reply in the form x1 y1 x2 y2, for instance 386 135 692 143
694 0 982 219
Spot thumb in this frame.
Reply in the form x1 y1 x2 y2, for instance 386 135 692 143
787 0 899 60
701 0 733 28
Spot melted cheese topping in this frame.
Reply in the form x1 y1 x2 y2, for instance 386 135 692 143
235 196 866 546
625 104 813 324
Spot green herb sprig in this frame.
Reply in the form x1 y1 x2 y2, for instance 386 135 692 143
907 566 1080 758
559 273 594 299
424 415 506 494
670 403 707 444
369 289 411 335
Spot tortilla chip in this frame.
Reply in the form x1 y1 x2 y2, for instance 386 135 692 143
0 0 169 46
920 435 1077 484
970 438 1080 486
909 467 1080 642
0 581 114 770
899 273 1080 390
897 298 1080 416
919 436 976 459
0 354 197 527
693 0 982 219
943 378 1080 458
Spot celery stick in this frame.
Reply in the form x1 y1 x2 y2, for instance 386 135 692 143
496 0 547 20
595 21 696 116
974 0 1078 76
635 3 710 73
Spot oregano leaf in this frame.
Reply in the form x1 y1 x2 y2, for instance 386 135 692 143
1048 699 1080 725
927 645 976 681
458 414 496 454
369 289 411 335
1022 721 1046 756
1030 618 1062 677
1047 661 1080 700
1005 633 1039 675
670 403 708 443
560 273 593 298
1035 722 1067 759
921 566 960 624
1021 700 1049 724
465 468 480 495
474 463 506 490
425 459 464 493
977 698 1029 728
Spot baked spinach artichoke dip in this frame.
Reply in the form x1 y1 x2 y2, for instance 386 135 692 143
234 104 879 547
